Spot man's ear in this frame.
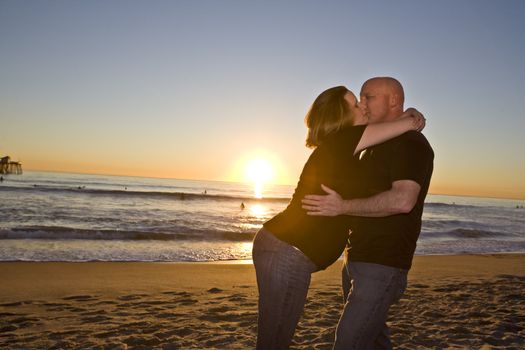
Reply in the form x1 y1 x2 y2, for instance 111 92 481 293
390 93 401 108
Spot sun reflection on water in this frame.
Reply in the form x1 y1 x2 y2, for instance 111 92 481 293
254 181 263 199
249 203 268 218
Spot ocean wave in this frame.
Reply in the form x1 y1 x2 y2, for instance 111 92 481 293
422 228 513 239
424 202 477 209
3 185 513 209
0 185 290 202
425 219 472 227
450 228 507 238
0 226 256 242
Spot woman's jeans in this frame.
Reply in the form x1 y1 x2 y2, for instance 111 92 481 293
333 255 408 350
252 228 319 350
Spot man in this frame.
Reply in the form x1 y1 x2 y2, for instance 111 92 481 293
302 77 434 349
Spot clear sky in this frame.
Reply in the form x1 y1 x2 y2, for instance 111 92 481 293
1 0 524 199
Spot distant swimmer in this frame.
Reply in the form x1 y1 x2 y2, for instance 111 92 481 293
240 202 245 210
203 190 207 195
0 176 3 182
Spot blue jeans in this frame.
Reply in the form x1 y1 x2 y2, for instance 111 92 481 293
333 256 408 350
252 228 319 350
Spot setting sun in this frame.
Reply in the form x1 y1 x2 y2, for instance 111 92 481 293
228 149 294 190
245 158 274 198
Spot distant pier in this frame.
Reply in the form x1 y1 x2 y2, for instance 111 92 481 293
0 156 23 175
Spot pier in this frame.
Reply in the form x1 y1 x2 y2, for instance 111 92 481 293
0 156 23 175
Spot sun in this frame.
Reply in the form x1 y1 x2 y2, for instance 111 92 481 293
245 158 274 198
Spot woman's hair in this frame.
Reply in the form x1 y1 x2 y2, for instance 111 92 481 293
305 86 353 148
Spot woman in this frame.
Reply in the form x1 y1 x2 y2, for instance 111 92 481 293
252 86 424 349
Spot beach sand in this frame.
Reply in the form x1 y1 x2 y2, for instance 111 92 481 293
0 254 524 349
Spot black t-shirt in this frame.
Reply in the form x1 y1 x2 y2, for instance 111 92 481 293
347 131 434 270
264 125 367 270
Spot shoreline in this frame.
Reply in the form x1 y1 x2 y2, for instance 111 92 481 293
1 254 524 349
1 250 524 265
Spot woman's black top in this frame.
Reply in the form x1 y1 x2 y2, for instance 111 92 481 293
263 125 366 270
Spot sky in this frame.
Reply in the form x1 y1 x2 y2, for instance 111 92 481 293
1 0 524 200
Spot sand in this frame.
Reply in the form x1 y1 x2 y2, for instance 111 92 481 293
0 254 524 349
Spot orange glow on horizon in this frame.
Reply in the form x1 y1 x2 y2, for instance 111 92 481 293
20 159 525 201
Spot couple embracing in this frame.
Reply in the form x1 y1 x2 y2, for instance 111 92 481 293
252 77 434 349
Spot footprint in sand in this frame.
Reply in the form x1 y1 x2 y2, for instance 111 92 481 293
227 294 247 302
11 316 40 325
122 335 160 347
0 324 18 332
207 306 231 313
117 294 149 301
164 327 193 337
0 301 25 307
92 300 118 306
81 315 113 323
179 299 198 305
81 310 108 316
93 330 121 339
62 295 98 301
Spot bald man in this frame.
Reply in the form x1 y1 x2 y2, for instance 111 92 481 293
302 77 434 349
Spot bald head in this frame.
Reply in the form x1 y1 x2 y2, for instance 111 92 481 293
360 77 405 122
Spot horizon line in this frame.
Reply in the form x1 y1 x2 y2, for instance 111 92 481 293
13 168 525 202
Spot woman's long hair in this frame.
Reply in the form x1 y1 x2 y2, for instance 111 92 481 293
305 86 353 148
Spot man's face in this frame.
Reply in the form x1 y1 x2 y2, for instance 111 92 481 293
359 80 391 123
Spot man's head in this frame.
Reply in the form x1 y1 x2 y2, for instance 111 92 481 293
359 77 404 123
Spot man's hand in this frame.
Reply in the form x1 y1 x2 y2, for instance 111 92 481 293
301 184 344 216
402 107 426 132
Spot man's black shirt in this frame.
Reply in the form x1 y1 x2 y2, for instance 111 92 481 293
347 131 434 270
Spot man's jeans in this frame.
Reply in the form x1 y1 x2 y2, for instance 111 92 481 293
252 228 319 350
333 257 408 350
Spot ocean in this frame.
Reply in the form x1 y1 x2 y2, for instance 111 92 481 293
0 171 524 262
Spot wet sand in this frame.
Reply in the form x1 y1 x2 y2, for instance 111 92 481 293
0 254 524 349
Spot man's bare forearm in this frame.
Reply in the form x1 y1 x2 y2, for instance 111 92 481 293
341 181 420 217
341 191 408 217
302 180 420 217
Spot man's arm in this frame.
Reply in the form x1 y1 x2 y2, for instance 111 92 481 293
301 180 421 217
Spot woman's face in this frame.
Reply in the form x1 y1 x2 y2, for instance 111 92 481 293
344 91 366 125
